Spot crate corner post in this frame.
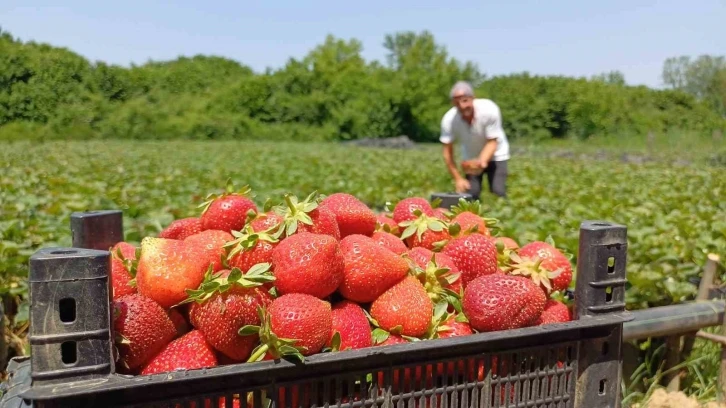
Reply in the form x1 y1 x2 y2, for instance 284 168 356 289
574 220 628 408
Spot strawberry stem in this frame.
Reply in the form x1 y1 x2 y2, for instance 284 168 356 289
247 344 270 363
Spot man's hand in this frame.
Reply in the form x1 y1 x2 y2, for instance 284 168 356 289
455 178 471 193
462 159 484 175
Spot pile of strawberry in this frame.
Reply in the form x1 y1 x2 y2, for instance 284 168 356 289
109 184 574 378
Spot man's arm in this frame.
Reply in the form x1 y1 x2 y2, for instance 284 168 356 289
478 102 505 168
478 139 498 168
443 143 464 181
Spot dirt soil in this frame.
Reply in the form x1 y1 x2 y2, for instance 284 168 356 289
634 389 726 408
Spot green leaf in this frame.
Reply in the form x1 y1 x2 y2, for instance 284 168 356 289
330 331 342 352
239 325 261 336
372 328 390 344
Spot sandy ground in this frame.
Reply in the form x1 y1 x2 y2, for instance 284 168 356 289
633 389 726 408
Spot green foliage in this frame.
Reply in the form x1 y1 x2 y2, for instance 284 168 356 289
0 29 724 142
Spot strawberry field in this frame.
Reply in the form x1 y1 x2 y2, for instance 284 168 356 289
1 139 726 395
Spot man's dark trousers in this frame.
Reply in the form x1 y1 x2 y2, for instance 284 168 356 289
466 160 508 199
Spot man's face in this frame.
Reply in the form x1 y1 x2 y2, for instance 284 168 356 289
452 92 474 118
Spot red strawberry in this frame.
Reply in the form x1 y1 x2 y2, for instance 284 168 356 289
320 192 377 238
375 213 400 236
140 330 218 375
273 192 340 240
393 197 434 224
441 234 498 287
159 217 203 240
113 294 177 371
511 241 573 294
249 211 283 232
449 199 497 236
370 276 433 337
406 247 463 305
271 232 344 299
184 230 234 272
451 212 490 236
199 182 258 233
371 231 408 255
495 236 519 250
338 234 410 303
537 300 572 325
327 300 373 351
244 293 332 361
400 212 458 250
168 308 190 337
433 207 450 221
225 224 279 272
186 265 274 362
110 242 138 300
463 274 546 332
437 316 473 338
136 237 210 309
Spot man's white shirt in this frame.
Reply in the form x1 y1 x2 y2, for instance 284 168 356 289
439 98 510 162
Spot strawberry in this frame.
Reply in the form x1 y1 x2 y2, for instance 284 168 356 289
242 293 332 361
405 247 463 306
441 234 498 287
320 192 377 238
375 213 400 236
140 330 218 375
399 212 459 250
136 237 210 309
392 197 434 224
199 181 258 233
425 306 480 380
249 211 283 232
185 265 274 362
495 236 519 250
371 231 408 255
327 300 373 351
273 192 340 240
463 274 546 332
505 240 573 294
537 299 572 325
370 276 433 337
449 198 498 236
433 207 451 221
271 232 344 299
225 224 279 272
113 294 177 372
159 217 203 240
338 234 410 303
167 308 189 338
184 229 234 272
110 242 138 300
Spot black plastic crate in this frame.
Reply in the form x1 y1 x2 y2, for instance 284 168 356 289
0 211 631 408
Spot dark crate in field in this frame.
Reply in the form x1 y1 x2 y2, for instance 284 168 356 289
0 211 631 408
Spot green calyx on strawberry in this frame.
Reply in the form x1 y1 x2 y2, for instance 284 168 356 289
224 224 280 260
198 178 254 215
239 307 305 363
113 245 140 288
495 237 518 268
178 263 275 306
424 301 470 340
407 254 462 308
399 210 461 250
449 198 499 234
272 191 320 237
503 252 563 293
365 310 421 345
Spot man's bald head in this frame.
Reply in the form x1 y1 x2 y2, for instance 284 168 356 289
449 81 475 120
449 81 474 99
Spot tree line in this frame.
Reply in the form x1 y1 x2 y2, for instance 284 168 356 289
0 28 724 142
